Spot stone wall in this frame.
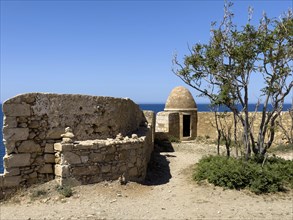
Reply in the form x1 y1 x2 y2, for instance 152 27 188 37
156 112 180 136
197 111 292 145
1 93 153 191
54 127 152 186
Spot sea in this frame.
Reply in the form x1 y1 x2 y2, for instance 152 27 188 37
0 103 291 173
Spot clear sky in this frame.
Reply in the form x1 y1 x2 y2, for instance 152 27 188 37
1 0 292 104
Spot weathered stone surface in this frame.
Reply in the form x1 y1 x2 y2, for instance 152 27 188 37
18 123 27 128
54 143 72 152
0 175 3 187
3 116 17 128
3 103 31 116
4 154 31 168
54 143 62 151
81 156 89 163
44 154 55 163
4 168 20 176
29 172 38 179
1 93 155 188
38 164 53 173
45 144 54 153
46 128 65 139
3 176 22 187
3 140 16 154
3 128 29 141
63 152 81 164
128 167 138 176
89 153 103 162
28 120 40 128
101 165 111 173
55 164 69 177
18 140 41 153
72 166 100 176
32 156 45 165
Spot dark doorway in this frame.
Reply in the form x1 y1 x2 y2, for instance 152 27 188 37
183 115 191 137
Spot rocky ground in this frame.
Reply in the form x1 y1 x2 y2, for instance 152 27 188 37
1 141 292 220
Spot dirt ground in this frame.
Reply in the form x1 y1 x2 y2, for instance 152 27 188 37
1 141 292 220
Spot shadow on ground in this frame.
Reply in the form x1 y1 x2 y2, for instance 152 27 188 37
143 144 174 186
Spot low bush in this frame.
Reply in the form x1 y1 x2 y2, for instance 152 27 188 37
30 189 47 199
168 136 180 143
56 185 73 197
193 155 293 194
268 143 293 153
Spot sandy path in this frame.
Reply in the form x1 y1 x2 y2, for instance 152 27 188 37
1 142 292 220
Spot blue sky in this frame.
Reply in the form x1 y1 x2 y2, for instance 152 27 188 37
1 0 292 104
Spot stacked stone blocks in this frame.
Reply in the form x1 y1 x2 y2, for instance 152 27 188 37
0 93 154 191
54 131 152 186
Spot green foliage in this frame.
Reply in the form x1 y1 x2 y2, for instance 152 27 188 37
30 189 47 199
168 135 180 143
194 155 293 194
56 185 73 198
268 143 293 153
173 1 293 158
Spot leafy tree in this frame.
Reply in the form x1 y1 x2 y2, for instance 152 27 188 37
173 1 292 159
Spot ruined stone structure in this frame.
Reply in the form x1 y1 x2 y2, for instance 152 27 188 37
156 86 197 141
0 93 154 190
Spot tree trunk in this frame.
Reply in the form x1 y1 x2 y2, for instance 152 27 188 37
244 85 251 160
233 112 239 157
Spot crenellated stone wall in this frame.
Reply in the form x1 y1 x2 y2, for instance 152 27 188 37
1 93 154 193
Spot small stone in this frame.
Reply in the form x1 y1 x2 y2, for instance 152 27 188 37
101 165 111 173
4 168 20 176
18 140 41 153
128 167 138 176
81 156 89 163
3 103 31 116
3 116 18 128
29 172 38 178
46 128 65 139
38 164 53 174
3 176 22 187
44 154 55 163
116 133 123 140
18 123 27 128
110 199 117 203
117 193 122 197
28 120 39 128
3 140 16 154
4 154 31 168
45 144 54 153
131 134 138 139
61 127 75 138
3 128 29 141
63 152 81 164
118 173 127 185
28 132 36 139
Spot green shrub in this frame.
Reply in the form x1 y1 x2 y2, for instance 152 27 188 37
193 155 293 194
168 136 180 143
30 189 47 199
268 143 293 153
56 185 73 197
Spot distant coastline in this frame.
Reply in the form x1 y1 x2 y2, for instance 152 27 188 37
138 103 292 114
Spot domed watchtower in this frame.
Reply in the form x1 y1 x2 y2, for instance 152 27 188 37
156 86 198 141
